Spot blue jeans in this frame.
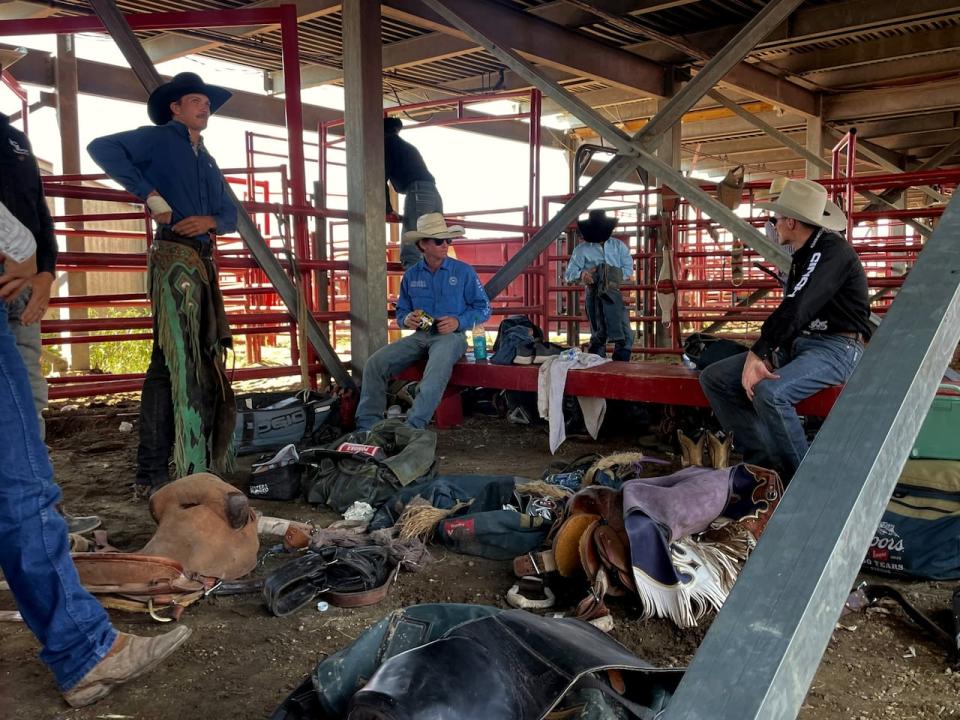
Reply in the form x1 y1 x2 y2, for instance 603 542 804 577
700 333 863 479
399 181 444 270
584 285 634 361
356 330 466 430
7 286 48 439
0 302 116 691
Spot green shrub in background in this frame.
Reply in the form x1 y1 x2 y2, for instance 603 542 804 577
87 307 154 374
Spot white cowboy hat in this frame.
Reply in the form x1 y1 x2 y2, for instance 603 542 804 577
0 47 27 71
754 176 789 203
755 178 847 231
402 212 465 244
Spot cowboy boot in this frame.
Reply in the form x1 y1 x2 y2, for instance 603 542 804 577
677 429 706 467
707 431 734 469
57 506 102 535
63 626 192 708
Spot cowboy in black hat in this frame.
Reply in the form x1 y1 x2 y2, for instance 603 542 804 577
384 116 445 270
88 73 237 494
564 209 635 361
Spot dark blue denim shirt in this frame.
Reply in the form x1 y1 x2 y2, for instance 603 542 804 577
87 120 237 241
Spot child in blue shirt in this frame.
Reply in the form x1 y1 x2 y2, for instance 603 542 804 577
564 209 635 361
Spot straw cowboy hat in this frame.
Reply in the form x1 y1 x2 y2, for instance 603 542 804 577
147 72 233 125
756 178 846 231
402 212 465 244
577 209 617 243
0 47 26 71
754 176 788 203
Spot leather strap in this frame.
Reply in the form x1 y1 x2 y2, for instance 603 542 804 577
326 566 397 608
512 549 557 578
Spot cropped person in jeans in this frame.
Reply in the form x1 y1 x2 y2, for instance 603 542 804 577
88 73 237 493
0 203 190 708
384 117 445 271
564 209 635 361
356 213 491 431
700 179 872 482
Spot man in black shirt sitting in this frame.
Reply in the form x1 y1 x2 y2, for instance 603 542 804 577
385 117 444 270
700 179 872 481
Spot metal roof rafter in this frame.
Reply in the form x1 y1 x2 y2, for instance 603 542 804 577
416 0 803 298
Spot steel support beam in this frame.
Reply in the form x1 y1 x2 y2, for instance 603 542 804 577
664 192 960 720
438 0 806 297
826 126 948 205
804 116 823 181
86 0 354 389
56 33 89 370
863 136 960 212
706 90 931 241
342 0 387 375
417 0 634 152
381 0 668 99
633 147 790 270
562 0 818 118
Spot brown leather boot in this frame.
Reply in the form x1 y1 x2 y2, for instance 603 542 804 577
63 626 192 708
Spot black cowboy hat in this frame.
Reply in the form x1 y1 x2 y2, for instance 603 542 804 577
577 209 617 243
147 72 233 126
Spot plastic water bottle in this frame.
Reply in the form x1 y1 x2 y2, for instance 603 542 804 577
473 325 488 361
559 348 578 361
681 353 698 370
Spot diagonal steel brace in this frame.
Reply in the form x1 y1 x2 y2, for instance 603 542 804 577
419 0 805 298
87 0 355 389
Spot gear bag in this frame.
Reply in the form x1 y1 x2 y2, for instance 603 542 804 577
682 332 748 370
234 390 338 455
301 419 438 513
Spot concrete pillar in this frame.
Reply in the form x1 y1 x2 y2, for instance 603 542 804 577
55 34 89 370
805 116 823 180
342 0 387 376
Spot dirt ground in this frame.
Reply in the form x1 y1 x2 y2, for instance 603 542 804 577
1 397 958 720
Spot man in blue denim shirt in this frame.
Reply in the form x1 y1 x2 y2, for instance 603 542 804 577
700 180 871 482
356 213 491 430
88 73 237 492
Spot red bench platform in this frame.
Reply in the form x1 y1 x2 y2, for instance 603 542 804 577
398 359 843 428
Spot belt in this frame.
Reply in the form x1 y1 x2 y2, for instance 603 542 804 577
802 329 865 343
155 227 213 258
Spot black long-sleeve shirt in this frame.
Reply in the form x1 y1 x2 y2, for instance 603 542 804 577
0 113 56 275
384 134 435 195
751 228 871 360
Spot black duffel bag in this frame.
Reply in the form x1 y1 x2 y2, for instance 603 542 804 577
683 332 748 370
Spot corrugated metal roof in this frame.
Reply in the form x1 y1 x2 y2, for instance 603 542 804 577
18 0 960 178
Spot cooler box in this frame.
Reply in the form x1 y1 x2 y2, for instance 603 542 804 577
910 384 960 460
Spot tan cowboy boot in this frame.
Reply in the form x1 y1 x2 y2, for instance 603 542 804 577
63 626 192 708
677 429 706 467
707 432 734 469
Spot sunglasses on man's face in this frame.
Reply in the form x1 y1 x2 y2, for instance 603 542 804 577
429 237 454 246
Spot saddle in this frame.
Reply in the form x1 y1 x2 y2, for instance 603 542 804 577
514 485 633 626
71 473 260 620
